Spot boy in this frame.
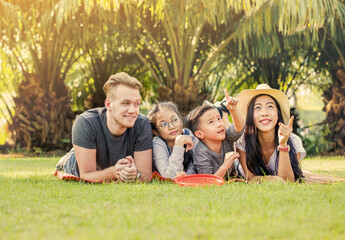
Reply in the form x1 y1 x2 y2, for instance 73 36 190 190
186 90 244 178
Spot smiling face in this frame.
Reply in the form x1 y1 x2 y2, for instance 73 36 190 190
195 108 226 142
253 95 278 133
154 108 183 143
105 84 141 134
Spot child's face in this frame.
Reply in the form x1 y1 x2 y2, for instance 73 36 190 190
154 109 183 142
195 108 226 141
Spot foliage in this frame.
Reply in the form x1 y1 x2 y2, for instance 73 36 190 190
0 0 85 150
2 0 345 153
1 157 345 239
80 10 150 108
299 124 335 155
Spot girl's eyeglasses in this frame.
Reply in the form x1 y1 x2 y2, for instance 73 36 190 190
157 117 181 130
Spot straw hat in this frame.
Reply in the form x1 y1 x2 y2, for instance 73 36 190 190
236 84 290 124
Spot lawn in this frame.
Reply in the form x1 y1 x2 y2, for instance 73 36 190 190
1 156 345 240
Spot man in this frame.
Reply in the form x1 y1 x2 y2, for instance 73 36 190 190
56 72 153 182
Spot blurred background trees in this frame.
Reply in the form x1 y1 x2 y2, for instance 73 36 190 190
1 0 345 155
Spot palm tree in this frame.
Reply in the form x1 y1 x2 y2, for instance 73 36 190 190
0 0 84 150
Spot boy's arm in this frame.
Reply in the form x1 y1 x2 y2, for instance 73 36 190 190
213 151 239 178
229 109 244 132
223 89 244 132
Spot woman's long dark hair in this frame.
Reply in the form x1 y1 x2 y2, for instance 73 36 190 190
244 94 303 181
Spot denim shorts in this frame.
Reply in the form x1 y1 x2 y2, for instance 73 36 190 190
234 158 245 178
56 150 80 177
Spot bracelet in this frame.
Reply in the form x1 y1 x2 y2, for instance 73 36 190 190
277 145 290 152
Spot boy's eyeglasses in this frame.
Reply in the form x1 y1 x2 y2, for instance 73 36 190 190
157 117 181 130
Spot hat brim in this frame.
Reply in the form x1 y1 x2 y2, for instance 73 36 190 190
236 88 290 125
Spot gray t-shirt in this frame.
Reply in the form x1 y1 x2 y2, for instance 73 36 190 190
60 107 153 176
193 125 243 177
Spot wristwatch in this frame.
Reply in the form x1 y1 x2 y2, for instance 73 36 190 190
135 169 141 181
277 145 290 152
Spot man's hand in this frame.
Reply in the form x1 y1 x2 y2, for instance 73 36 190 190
224 89 239 112
114 158 131 180
118 156 138 182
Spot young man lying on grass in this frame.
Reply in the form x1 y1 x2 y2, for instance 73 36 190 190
56 72 153 182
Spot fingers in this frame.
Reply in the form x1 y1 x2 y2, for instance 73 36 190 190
185 143 193 152
115 158 131 173
174 171 187 179
288 116 294 128
125 155 134 164
278 121 293 136
225 151 240 160
224 89 230 101
117 158 129 165
227 97 239 106
224 89 239 106
119 165 137 182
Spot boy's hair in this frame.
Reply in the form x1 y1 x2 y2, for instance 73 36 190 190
185 105 216 134
147 102 182 130
103 72 142 98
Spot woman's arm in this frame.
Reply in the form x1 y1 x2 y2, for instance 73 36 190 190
277 149 295 181
237 149 256 180
277 117 295 182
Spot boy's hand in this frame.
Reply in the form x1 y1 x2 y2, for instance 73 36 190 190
224 89 239 112
223 151 239 170
175 135 194 152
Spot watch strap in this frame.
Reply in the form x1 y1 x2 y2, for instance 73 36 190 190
277 145 290 152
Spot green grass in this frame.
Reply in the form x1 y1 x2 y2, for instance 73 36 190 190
1 157 345 240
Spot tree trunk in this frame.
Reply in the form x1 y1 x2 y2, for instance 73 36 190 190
156 80 209 116
11 74 74 152
322 68 345 155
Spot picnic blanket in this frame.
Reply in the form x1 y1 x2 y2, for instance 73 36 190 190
53 171 247 185
53 170 344 185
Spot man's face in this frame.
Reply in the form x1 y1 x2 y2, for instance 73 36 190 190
105 84 141 129
196 108 226 142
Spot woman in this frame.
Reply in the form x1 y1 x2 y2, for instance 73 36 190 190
235 84 305 182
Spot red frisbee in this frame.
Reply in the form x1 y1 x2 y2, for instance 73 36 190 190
175 174 224 187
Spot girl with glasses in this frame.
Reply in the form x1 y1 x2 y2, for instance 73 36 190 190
147 102 198 179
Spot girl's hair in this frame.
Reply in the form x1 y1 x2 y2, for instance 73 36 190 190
147 102 182 130
244 94 303 181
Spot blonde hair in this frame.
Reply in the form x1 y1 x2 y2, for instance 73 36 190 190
103 72 142 98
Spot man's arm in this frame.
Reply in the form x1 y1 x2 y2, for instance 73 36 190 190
74 144 127 182
134 149 152 181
